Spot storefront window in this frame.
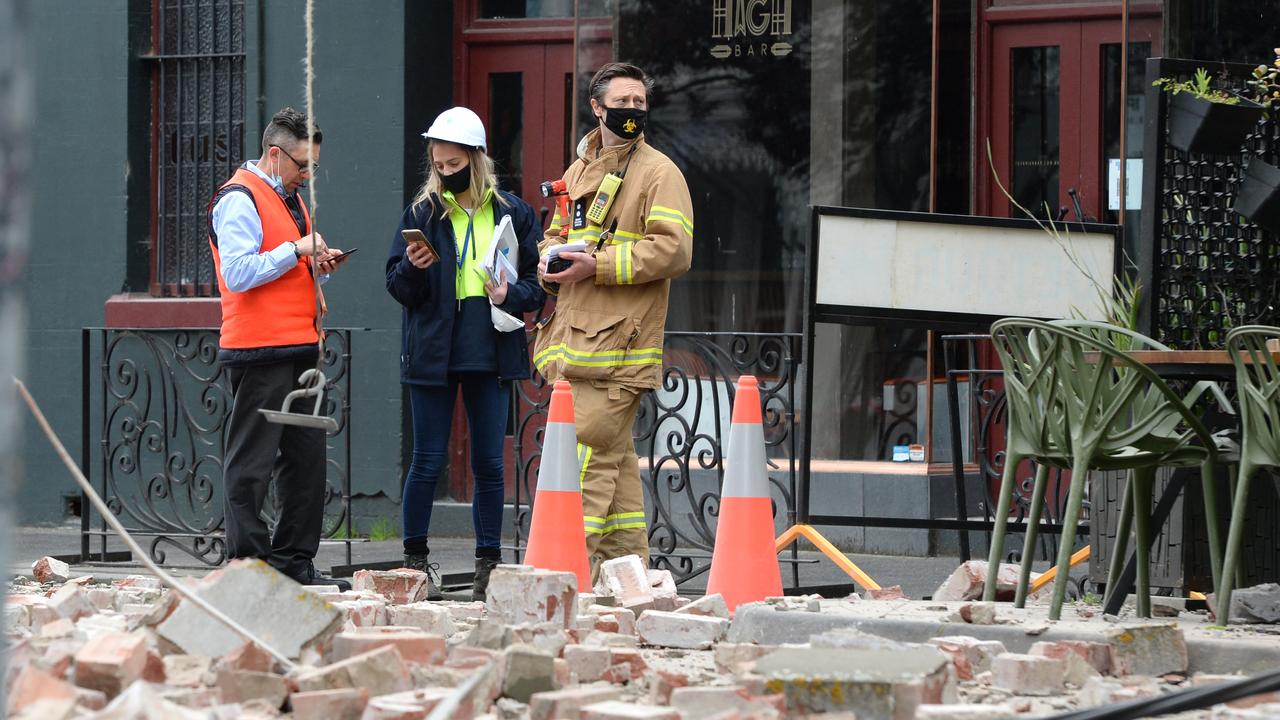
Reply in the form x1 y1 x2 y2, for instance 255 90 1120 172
577 1 960 462
480 0 610 19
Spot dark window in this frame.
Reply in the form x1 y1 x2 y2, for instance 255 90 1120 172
147 0 245 297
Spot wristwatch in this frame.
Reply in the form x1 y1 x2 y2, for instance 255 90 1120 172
291 241 302 259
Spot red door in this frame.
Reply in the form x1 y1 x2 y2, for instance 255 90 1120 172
465 43 574 218
981 14 1161 222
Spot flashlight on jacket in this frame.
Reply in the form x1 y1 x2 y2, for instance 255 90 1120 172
540 179 571 238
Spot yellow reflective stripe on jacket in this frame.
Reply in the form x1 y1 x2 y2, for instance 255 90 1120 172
616 240 633 285
567 226 603 246
534 344 664 370
647 205 694 236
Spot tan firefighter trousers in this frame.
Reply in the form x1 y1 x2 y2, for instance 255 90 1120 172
570 380 648 582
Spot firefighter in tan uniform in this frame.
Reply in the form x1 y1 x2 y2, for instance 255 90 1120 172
535 63 694 579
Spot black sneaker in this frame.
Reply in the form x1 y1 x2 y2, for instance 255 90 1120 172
295 562 351 592
404 552 444 601
472 555 501 602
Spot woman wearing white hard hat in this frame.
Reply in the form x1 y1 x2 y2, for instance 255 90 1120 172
385 106 546 600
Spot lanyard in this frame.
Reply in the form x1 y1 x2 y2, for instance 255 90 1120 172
454 210 475 271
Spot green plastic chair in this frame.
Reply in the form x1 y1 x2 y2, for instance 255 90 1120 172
984 319 1225 619
1218 325 1280 623
1033 321 1234 611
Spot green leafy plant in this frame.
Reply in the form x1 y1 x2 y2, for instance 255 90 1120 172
368 516 400 541
1152 67 1241 105
986 141 1142 332
1249 47 1280 115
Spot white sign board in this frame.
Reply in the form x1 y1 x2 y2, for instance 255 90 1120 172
1108 158 1143 211
815 213 1117 321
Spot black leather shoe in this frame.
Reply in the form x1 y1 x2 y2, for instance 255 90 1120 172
295 562 351 592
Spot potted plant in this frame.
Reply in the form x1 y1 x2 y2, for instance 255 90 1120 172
1233 50 1280 234
1154 67 1265 155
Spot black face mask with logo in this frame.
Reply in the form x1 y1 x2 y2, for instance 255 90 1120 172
601 106 648 140
440 164 472 195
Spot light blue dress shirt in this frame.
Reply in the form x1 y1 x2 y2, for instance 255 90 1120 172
210 162 327 293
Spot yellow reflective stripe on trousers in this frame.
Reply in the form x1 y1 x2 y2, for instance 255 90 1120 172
533 344 664 370
580 443 603 533
601 511 647 533
576 443 592 489
647 205 693 235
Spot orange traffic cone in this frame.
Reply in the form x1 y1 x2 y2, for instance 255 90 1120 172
705 375 783 613
523 380 592 590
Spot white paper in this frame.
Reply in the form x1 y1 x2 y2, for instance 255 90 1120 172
546 241 588 258
480 215 522 284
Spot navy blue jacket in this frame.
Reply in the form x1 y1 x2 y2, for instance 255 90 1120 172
386 190 546 386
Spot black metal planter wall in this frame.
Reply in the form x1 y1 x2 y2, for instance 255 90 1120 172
1140 58 1280 350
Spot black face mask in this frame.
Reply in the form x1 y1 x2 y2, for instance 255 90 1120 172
601 106 647 140
440 163 471 195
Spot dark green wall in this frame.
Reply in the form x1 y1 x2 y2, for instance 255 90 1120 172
22 0 452 525
25 1 133 523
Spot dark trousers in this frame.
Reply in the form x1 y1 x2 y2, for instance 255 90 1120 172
223 357 327 578
402 374 510 553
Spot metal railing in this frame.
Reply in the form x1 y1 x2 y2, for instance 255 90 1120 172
79 327 354 567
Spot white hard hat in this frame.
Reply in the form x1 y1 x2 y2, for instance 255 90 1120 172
422 107 487 150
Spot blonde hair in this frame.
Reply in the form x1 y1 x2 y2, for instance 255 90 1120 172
411 142 510 216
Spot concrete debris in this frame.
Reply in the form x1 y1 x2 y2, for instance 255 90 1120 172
673 592 730 619
949 601 997 625
867 585 907 600
13 556 1278 720
755 646 950 719
32 556 72 584
157 559 342 659
927 636 1006 680
353 568 433 605
289 687 369 720
990 652 1065 695
293 645 413 697
1105 623 1188 676
528 684 622 720
485 566 578 628
502 643 558 702
636 609 728 649
1222 583 1280 624
932 561 1033 602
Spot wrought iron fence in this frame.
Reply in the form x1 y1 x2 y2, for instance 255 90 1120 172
510 332 803 586
80 327 354 567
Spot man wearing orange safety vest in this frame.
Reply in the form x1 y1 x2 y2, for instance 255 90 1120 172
536 63 694 580
207 107 351 590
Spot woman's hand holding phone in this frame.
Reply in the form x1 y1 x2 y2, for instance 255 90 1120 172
401 229 439 269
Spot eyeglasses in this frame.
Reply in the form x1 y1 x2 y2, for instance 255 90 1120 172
271 144 319 174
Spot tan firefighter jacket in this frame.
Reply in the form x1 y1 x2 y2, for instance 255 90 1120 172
534 129 694 390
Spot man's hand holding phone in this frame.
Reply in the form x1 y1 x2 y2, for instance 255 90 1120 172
317 247 356 274
401 229 439 269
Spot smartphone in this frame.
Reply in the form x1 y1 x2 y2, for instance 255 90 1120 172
401 228 440 264
329 247 358 263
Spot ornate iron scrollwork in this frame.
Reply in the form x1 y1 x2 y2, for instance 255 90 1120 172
87 328 353 567
513 332 801 586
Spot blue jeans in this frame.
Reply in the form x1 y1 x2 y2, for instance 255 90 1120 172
402 375 510 552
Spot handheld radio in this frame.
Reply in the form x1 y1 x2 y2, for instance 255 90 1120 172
586 173 622 226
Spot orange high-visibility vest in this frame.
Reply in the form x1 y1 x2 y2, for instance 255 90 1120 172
208 168 318 350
